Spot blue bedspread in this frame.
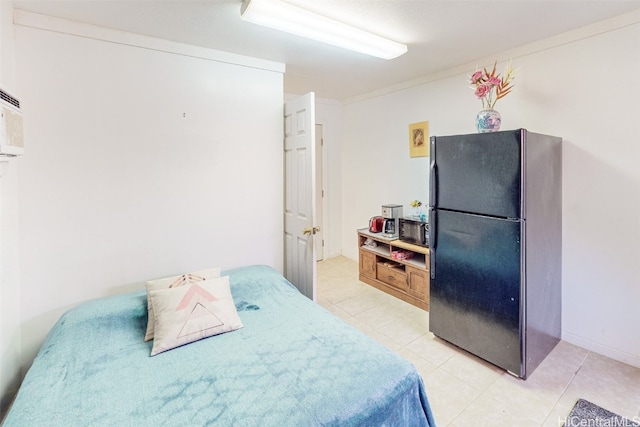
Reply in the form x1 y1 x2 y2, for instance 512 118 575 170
4 265 436 426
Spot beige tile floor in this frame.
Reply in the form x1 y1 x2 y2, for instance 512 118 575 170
316 256 640 427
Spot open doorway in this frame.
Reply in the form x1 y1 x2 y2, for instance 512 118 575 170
315 124 324 261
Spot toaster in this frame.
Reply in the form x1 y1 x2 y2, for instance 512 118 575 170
369 216 385 233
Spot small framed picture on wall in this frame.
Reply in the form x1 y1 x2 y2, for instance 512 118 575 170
409 121 429 157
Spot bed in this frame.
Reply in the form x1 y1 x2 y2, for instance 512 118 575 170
4 265 436 426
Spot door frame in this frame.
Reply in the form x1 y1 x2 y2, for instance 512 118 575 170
315 123 324 261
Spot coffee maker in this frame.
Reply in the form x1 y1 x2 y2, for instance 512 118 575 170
381 204 403 238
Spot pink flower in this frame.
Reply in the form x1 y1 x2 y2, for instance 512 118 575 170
470 71 483 84
488 76 501 86
469 61 516 108
475 84 491 99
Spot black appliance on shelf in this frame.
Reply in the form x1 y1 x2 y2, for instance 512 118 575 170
399 217 429 247
428 129 562 379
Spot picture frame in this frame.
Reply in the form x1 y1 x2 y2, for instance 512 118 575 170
409 121 429 158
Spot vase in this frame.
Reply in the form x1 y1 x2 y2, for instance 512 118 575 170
476 109 501 133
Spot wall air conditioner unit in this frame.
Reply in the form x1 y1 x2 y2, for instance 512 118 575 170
0 88 24 156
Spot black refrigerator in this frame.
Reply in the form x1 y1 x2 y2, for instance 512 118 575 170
428 129 562 379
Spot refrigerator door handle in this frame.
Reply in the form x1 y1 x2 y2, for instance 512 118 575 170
429 151 437 208
429 208 436 280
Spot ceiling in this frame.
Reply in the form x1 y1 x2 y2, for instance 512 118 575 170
12 0 640 101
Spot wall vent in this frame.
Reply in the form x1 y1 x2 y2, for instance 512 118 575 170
0 88 23 157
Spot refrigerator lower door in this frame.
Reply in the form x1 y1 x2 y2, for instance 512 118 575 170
430 209 524 376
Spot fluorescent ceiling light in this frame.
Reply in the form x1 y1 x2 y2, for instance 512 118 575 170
240 0 407 60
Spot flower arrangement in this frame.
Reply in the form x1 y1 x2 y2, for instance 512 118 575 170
410 200 427 221
470 61 515 109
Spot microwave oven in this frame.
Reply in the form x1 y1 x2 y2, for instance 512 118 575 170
399 217 429 247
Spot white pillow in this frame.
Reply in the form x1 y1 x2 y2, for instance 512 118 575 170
149 276 243 356
144 267 221 341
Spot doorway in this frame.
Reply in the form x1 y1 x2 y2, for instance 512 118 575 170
315 124 324 261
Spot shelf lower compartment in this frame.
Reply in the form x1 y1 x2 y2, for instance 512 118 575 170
376 261 408 292
359 274 429 311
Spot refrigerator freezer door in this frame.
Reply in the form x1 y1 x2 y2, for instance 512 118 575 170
430 130 523 219
429 209 523 376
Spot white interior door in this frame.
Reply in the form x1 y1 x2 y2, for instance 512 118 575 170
284 92 317 300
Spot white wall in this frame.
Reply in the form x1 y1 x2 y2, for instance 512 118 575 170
341 14 640 368
0 0 23 416
5 12 285 404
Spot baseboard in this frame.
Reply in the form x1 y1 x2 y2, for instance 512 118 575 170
562 332 640 369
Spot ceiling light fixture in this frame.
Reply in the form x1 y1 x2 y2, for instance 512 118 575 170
240 0 407 60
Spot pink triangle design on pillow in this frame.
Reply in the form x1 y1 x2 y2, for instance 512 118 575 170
175 284 218 311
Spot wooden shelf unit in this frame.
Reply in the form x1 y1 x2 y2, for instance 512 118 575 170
357 228 430 311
